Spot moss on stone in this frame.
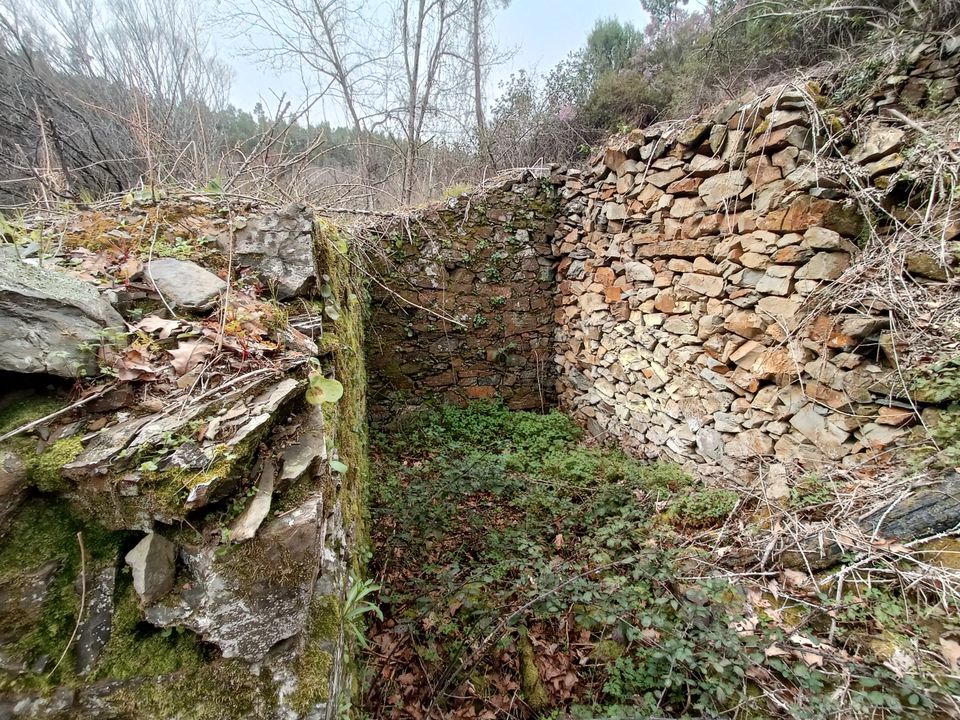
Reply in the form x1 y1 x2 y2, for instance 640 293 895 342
518 633 550 712
310 593 342 641
24 436 84 492
133 429 267 520
94 579 205 681
218 526 316 588
106 660 270 720
0 394 67 436
290 596 341 712
0 497 126 693
139 453 238 515
315 218 371 566
315 332 341 356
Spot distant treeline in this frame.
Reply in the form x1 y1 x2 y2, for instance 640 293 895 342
0 0 956 208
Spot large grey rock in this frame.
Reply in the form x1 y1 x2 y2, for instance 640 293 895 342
144 495 322 661
278 403 327 488
124 533 176 604
230 204 317 299
0 257 125 377
144 258 226 311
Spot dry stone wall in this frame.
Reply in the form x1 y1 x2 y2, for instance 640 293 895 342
366 171 561 419
364 37 959 482
552 36 959 478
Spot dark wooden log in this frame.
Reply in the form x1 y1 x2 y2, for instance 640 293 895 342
782 472 960 571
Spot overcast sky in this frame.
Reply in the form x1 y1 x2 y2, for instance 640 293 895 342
223 0 650 119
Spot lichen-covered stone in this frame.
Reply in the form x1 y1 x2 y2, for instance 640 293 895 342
230 203 318 299
0 257 125 377
144 495 322 662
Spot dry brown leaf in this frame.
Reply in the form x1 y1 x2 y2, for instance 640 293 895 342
796 650 823 667
746 587 766 606
141 397 166 412
115 346 160 381
640 628 661 645
745 665 774 682
834 530 861 549
783 569 810 590
940 637 960 671
765 644 790 658
136 315 181 339
168 340 214 376
118 256 141 280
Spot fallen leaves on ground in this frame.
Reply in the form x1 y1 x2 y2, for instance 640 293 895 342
169 339 215 376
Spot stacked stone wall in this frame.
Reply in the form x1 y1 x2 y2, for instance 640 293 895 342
366 171 561 418
364 36 959 482
551 35 959 477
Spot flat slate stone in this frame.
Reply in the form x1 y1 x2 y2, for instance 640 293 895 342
145 258 226 311
75 566 116 675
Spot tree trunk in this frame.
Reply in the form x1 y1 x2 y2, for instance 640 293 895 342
471 0 485 155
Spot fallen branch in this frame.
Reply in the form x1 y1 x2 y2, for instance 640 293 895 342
0 383 115 443
48 532 86 678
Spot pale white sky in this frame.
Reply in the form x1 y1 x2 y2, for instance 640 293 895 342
222 0 649 119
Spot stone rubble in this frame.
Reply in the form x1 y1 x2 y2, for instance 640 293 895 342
0 204 357 718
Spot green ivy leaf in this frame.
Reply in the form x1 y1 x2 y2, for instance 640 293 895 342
330 459 348 474
305 375 344 405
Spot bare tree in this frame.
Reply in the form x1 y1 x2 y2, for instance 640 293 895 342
229 0 516 205
466 0 509 163
226 0 401 207
391 0 469 202
0 0 230 203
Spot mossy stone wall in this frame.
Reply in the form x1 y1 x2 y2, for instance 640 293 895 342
365 170 563 420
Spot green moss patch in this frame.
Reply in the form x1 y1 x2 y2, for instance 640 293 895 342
0 394 68 437
0 497 126 692
24 436 84 492
315 218 370 565
94 579 205 681
290 595 340 712
105 660 270 720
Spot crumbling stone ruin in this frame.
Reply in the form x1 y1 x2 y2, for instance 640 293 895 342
370 35 960 483
0 32 958 720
